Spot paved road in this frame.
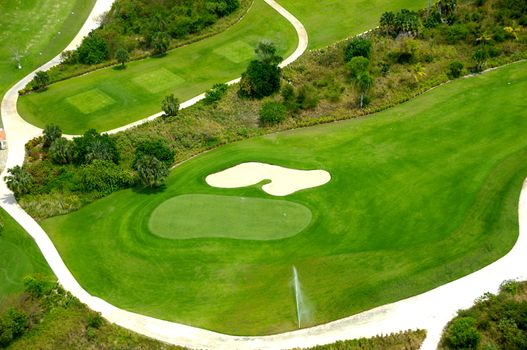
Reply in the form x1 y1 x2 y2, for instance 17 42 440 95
1 0 526 349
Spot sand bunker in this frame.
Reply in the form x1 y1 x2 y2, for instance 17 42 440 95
205 162 331 196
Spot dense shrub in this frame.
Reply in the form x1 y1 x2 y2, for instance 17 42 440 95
380 9 420 37
4 166 33 196
161 94 180 117
296 85 319 110
259 102 286 125
239 60 281 98
444 317 481 349
447 23 470 44
79 160 133 194
49 137 74 164
72 129 120 164
344 37 372 62
43 124 62 148
447 61 464 79
204 83 229 104
133 139 175 167
76 31 109 65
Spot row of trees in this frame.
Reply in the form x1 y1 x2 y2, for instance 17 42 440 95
4 125 175 198
62 0 240 66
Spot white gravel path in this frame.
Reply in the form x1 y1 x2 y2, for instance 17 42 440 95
1 1 526 349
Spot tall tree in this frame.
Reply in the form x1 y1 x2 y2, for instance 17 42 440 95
115 48 129 68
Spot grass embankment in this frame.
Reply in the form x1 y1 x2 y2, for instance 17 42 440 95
0 210 53 304
17 0 298 134
0 0 95 299
279 0 422 49
42 61 527 335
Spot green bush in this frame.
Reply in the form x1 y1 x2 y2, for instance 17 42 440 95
133 139 175 167
79 160 133 195
296 85 319 110
239 60 281 98
447 61 464 79
204 83 228 104
259 102 287 125
445 317 481 349
447 24 470 44
49 137 74 164
76 31 109 65
344 37 372 61
72 129 120 165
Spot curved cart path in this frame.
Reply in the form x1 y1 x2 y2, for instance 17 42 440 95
1 0 526 349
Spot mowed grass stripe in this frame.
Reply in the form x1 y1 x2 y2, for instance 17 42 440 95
148 194 312 240
43 62 527 335
17 0 297 134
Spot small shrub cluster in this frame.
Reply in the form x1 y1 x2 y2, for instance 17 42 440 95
0 275 185 349
440 280 527 349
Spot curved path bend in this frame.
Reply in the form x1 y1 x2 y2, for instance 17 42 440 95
1 1 526 349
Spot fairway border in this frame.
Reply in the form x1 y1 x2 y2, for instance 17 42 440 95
1 1 527 350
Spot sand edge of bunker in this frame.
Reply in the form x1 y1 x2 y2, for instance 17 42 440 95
205 162 331 196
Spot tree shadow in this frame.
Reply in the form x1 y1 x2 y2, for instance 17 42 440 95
132 184 167 195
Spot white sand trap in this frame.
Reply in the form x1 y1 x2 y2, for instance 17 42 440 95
205 162 331 196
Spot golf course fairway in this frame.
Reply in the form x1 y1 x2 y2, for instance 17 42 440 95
42 61 527 335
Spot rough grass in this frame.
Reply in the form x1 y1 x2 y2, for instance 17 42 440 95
41 62 527 335
17 0 298 134
148 194 312 240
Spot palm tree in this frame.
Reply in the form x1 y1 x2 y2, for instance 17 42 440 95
134 155 169 187
4 166 33 196
504 23 523 41
354 73 374 109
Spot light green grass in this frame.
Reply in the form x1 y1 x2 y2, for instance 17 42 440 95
0 0 96 108
0 208 53 304
18 0 298 134
279 0 424 48
132 68 186 94
0 0 93 300
213 40 255 63
66 89 116 114
148 194 312 240
42 62 527 335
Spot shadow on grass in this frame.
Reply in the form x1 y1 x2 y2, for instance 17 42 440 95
112 65 126 71
132 184 167 195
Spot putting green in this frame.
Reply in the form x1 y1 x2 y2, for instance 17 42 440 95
43 62 527 335
148 194 312 240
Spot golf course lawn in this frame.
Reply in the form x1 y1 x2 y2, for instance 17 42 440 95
279 0 423 49
0 208 53 303
0 0 95 98
17 0 298 135
42 61 527 335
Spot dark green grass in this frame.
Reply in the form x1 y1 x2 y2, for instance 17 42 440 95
42 62 527 335
0 208 53 303
148 194 312 240
17 0 298 134
279 0 423 49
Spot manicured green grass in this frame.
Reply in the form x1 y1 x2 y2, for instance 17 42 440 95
43 61 527 335
148 194 312 240
0 208 53 303
17 0 298 134
0 0 96 100
279 0 424 48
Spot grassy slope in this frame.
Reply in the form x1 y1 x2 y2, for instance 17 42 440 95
0 0 95 299
42 61 527 335
17 0 298 134
0 208 52 304
279 0 423 49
